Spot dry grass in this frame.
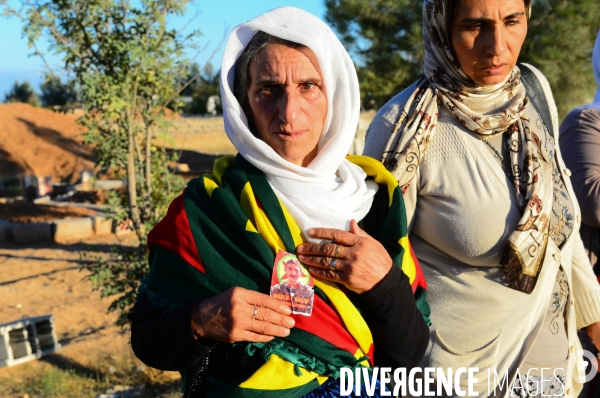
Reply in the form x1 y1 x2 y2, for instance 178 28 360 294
0 347 181 397
153 111 377 157
154 117 236 155
0 235 181 398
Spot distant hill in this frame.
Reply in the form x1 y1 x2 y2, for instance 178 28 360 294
0 103 94 182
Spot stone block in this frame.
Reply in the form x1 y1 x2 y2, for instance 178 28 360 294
29 315 60 354
0 315 60 368
12 223 52 244
0 220 13 241
33 195 51 204
53 218 93 244
94 180 125 190
91 216 113 236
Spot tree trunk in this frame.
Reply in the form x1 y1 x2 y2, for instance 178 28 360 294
128 125 145 241
144 122 152 219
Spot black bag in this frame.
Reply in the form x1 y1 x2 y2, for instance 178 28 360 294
518 63 555 139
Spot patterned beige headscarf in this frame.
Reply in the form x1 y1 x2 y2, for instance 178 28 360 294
381 0 553 294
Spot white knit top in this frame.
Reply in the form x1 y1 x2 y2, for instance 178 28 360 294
364 65 600 397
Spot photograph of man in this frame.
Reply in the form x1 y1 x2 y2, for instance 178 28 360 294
270 258 314 316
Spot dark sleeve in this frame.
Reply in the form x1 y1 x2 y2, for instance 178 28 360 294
559 107 600 228
129 294 213 371
360 264 430 369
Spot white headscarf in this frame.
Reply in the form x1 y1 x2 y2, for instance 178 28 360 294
593 29 600 103
220 7 378 238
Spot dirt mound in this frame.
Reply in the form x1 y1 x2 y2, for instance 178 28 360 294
0 202 100 223
0 103 94 182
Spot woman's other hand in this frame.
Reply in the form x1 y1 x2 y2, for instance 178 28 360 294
297 219 393 294
191 287 295 343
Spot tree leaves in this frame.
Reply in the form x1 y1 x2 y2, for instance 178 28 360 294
520 0 600 118
325 0 423 110
4 80 39 106
11 0 197 326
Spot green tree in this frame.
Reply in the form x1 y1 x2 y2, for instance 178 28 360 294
519 1 600 118
325 0 600 118
4 80 39 106
180 62 202 96
186 62 221 115
325 0 423 111
39 75 77 108
6 0 201 325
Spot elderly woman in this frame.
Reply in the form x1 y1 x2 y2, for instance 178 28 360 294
363 0 600 396
129 7 429 398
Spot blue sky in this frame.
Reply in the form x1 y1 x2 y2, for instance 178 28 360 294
0 0 326 97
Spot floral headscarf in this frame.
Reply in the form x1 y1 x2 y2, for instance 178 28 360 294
381 0 553 294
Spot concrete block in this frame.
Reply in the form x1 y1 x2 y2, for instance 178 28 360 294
12 223 52 244
29 315 60 355
94 180 125 190
0 315 60 368
0 220 13 241
0 320 35 367
53 218 93 244
91 216 113 236
33 195 51 204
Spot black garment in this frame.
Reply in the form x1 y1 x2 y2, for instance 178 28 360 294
130 265 429 397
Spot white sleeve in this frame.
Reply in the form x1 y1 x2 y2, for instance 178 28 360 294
571 231 600 329
553 120 600 329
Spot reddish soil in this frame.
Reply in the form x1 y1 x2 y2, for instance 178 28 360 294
0 103 94 183
0 202 100 223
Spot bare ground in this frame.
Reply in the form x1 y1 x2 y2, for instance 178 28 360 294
0 235 181 397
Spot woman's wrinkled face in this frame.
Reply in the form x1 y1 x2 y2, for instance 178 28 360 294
451 0 528 86
247 43 327 167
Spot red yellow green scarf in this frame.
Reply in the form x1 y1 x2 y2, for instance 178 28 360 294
142 154 429 397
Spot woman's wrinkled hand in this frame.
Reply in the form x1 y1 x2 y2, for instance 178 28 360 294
296 219 393 294
191 287 295 343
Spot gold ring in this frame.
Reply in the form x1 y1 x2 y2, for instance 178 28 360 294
334 245 341 258
330 258 337 271
252 305 257 319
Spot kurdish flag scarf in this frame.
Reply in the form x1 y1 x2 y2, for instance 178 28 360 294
381 0 555 294
141 154 429 397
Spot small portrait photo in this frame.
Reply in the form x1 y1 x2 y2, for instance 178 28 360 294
270 250 314 316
